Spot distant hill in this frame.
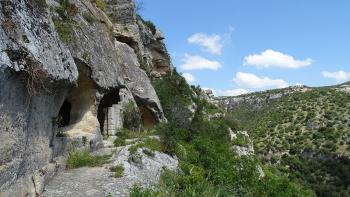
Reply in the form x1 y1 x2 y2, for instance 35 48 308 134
218 85 350 197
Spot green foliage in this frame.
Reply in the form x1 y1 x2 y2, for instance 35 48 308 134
53 0 78 43
66 150 110 169
143 20 156 34
128 138 163 154
117 128 152 140
113 137 126 147
232 133 250 146
153 70 194 128
228 88 350 196
91 0 107 11
53 19 74 43
281 153 350 197
110 164 124 178
131 68 314 196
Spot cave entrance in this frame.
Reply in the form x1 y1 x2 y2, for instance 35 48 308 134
97 89 120 135
139 106 157 129
58 100 72 127
56 70 97 137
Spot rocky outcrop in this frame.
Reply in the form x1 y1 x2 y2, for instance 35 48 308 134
0 0 169 196
216 85 309 110
336 84 350 94
229 129 265 178
106 0 172 77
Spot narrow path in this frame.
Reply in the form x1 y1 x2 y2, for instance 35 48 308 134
42 167 131 197
42 138 178 197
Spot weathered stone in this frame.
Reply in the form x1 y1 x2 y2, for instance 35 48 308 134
0 0 169 195
115 41 166 123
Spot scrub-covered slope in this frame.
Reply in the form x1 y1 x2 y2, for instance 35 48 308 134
219 84 350 196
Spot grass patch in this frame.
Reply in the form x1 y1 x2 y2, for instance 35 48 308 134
53 19 75 43
128 138 163 154
114 138 126 147
114 129 155 147
110 164 124 178
232 133 250 146
53 0 79 43
66 150 110 169
91 0 107 11
117 128 152 139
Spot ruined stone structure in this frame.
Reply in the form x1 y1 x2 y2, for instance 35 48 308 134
0 0 171 196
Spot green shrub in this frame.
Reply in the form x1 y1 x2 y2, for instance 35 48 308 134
116 128 150 140
153 70 193 128
53 0 79 43
143 20 156 34
92 0 107 11
114 138 126 147
128 138 162 154
232 133 250 146
66 150 110 169
110 164 124 178
53 19 75 43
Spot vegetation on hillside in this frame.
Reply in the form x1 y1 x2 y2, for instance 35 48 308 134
130 70 315 196
228 88 350 197
66 150 111 169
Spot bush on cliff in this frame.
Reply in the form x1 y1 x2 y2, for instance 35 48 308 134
137 69 316 196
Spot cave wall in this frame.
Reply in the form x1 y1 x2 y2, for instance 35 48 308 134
0 0 169 196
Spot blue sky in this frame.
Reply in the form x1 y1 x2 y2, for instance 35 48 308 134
139 0 350 96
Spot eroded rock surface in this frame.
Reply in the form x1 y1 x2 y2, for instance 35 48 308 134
0 0 170 196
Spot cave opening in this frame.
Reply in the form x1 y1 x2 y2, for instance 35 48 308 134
56 67 97 137
97 89 120 134
139 106 157 129
58 99 72 127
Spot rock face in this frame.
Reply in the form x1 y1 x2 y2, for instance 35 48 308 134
0 0 169 196
106 0 172 77
215 85 309 110
229 129 265 178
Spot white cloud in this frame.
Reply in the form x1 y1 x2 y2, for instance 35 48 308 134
322 70 350 82
244 49 313 69
182 73 196 83
188 33 223 55
180 54 221 71
220 88 249 96
233 72 289 89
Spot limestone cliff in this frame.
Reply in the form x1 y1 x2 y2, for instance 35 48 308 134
0 0 170 196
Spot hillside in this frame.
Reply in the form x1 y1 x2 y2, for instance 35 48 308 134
218 85 350 196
